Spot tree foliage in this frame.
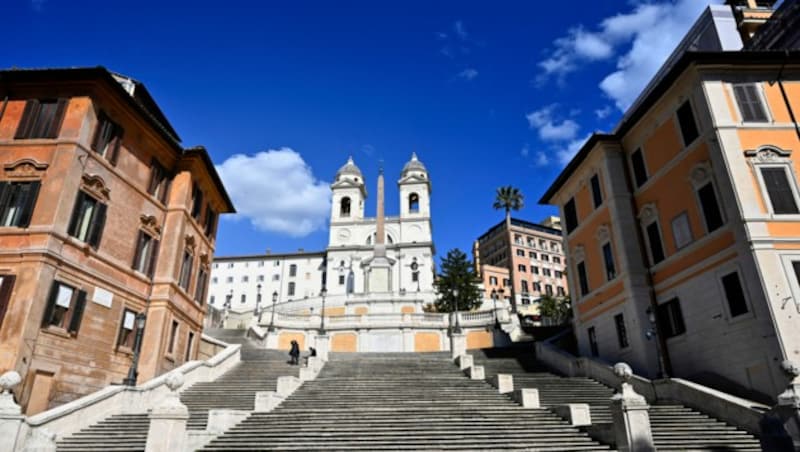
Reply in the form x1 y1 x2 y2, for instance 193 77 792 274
434 249 482 312
538 294 572 324
493 186 524 220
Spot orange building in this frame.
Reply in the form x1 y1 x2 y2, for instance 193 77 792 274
474 218 568 317
541 51 800 402
0 67 234 414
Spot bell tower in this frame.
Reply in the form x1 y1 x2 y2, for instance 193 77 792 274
398 153 431 218
330 156 366 223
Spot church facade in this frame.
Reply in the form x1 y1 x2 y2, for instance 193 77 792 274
207 154 437 318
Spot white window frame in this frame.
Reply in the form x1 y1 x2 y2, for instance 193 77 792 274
714 266 754 324
596 225 616 282
748 147 800 217
728 82 773 125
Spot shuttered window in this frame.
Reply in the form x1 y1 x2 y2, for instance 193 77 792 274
602 242 616 281
0 276 17 332
179 250 194 292
67 191 107 248
656 298 686 338
91 112 124 164
721 272 749 317
564 198 578 233
697 182 724 231
204 208 217 237
646 222 665 265
677 101 699 147
132 231 160 278
630 148 648 188
41 280 87 335
191 183 204 221
733 84 768 122
761 167 799 214
15 99 68 139
195 268 208 304
0 181 40 227
147 160 171 204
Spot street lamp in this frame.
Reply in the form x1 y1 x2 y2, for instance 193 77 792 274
268 291 278 332
255 284 263 322
453 288 462 334
491 289 499 328
319 288 328 335
123 313 147 386
645 306 667 378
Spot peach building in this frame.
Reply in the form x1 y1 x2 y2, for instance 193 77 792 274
541 51 800 402
473 218 568 318
0 67 234 414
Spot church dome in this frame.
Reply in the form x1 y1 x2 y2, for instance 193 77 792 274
402 153 427 177
336 156 363 181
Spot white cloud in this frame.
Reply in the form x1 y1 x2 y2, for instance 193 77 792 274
216 148 331 237
457 68 479 80
556 133 593 166
534 152 550 167
595 105 612 119
526 106 580 142
454 20 468 40
537 1 724 109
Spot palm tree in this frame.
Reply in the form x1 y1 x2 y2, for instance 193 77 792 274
493 186 524 225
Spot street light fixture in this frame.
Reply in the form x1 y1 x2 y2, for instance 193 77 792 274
268 290 278 332
255 284 263 322
453 288 462 334
491 289 499 328
319 288 328 335
123 313 147 386
645 306 667 378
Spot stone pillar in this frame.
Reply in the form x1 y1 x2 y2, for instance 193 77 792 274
456 354 473 370
145 372 188 452
554 404 592 426
610 363 655 452
490 374 514 394
512 388 540 408
0 371 24 452
761 360 800 451
315 334 330 361
450 333 466 360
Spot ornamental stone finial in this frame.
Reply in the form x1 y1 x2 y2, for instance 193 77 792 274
0 371 21 393
165 372 184 392
781 360 800 380
614 362 633 383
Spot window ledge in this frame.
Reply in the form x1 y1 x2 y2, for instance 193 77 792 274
41 326 73 339
116 346 134 356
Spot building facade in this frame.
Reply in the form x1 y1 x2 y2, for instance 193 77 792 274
541 51 800 402
0 67 234 414
473 218 568 318
207 154 437 317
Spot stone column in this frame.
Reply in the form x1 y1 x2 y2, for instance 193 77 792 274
145 372 188 452
0 371 24 452
610 363 655 452
450 333 466 360
315 334 330 361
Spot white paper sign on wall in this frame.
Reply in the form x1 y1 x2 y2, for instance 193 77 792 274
92 287 114 308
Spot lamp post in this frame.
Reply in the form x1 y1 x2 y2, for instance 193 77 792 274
123 313 147 386
453 288 462 334
255 284 263 322
268 291 278 332
491 289 499 328
319 288 327 335
645 307 667 378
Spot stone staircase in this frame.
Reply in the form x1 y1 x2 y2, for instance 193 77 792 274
202 352 611 451
56 329 297 451
473 345 763 451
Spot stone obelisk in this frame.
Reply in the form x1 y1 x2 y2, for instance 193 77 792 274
366 165 392 293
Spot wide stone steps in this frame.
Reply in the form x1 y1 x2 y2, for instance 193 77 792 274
56 414 150 452
473 347 762 451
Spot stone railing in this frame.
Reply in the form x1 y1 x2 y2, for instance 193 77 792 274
258 309 508 331
8 335 241 450
534 337 769 436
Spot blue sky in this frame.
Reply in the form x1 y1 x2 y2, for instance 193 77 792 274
6 0 721 264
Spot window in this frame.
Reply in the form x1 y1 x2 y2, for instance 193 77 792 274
503 278 511 287
555 271 563 279
630 148 648 188
168 320 179 354
551 242 560 253
645 222 665 265
697 182 725 231
517 264 526 272
588 327 599 357
274 260 280 267
614 313 629 348
529 251 537 259
671 212 693 249
489 276 498 285
257 275 265 282
590 174 603 208
338 275 345 285
91 112 124 163
228 263 234 269
273 275 280 281
15 99 68 139
539 240 547 249
521 280 529 293
532 266 539 275
533 282 541 292
721 271 749 317
657 298 686 338
289 264 297 277
543 268 551 277
240 294 246 304
0 181 40 228
179 250 193 292
185 332 194 362
67 191 107 248
242 276 249 283
412 271 419 282
210 295 215 305
760 167 799 214
288 282 296 296
258 261 265 268
564 198 578 234
191 183 204 221
521 298 531 305
677 100 699 147
602 242 616 281
577 261 589 297
195 268 208 304
553 256 561 264
132 232 160 278
556 286 566 296
545 284 553 296
41 280 87 335
146 159 171 204
733 84 768 122
226 276 233 283
516 249 525 257
0 276 17 332
340 197 351 217
409 193 420 213
117 309 139 349
542 255 550 262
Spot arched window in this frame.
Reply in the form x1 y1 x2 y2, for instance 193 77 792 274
340 197 351 217
409 193 420 213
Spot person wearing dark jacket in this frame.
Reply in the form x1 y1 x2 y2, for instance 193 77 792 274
289 340 300 365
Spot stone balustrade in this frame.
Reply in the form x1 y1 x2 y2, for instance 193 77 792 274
256 308 509 331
